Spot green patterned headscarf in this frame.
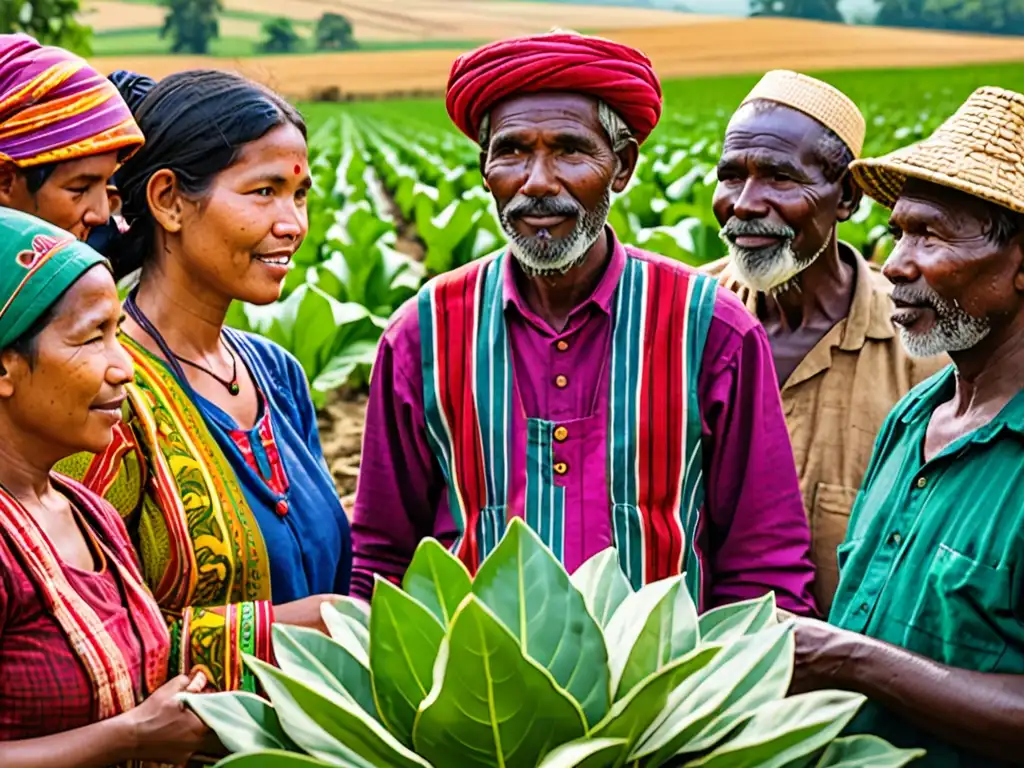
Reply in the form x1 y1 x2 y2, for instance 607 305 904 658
0 208 106 349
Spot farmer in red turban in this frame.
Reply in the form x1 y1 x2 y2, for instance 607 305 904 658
352 33 819 620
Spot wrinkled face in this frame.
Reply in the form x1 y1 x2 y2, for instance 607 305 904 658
0 152 119 241
0 265 134 458
713 103 849 292
482 92 632 275
175 123 311 306
884 179 1023 358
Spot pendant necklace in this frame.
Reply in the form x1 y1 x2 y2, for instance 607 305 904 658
172 345 241 396
125 290 242 396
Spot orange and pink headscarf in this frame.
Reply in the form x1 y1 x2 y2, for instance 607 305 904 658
0 34 143 168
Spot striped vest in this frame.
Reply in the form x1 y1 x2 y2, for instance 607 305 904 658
419 250 717 601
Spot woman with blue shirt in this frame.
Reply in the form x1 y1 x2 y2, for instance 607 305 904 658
59 69 352 692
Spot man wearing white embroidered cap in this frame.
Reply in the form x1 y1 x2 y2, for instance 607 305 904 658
704 70 947 613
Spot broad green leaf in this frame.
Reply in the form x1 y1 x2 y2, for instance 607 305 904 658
181 691 297 754
312 340 380 399
816 735 926 767
329 596 371 629
401 538 472 626
321 602 370 662
632 623 795 764
604 576 678 657
570 548 632 627
215 750 335 767
683 691 866 768
412 596 587 768
698 592 777 644
369 578 445 745
605 575 699 699
536 738 630 768
589 646 720 758
271 624 377 719
244 655 429 768
471 517 611 726
680 624 796 754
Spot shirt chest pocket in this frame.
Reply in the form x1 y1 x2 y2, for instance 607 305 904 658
893 544 1012 672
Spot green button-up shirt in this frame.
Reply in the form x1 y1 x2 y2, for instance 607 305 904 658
830 368 1024 767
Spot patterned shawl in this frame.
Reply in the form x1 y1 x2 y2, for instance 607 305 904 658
0 34 144 167
61 332 275 692
0 475 169 718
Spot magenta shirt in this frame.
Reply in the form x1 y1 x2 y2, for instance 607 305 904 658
351 236 818 616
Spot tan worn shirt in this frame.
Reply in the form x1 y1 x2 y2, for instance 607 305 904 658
704 244 948 614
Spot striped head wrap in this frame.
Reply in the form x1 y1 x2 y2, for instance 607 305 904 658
0 207 106 349
0 34 144 168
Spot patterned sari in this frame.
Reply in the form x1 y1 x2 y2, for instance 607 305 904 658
59 333 275 692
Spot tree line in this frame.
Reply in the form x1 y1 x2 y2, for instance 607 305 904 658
1 0 356 56
752 0 1024 34
5 0 1024 56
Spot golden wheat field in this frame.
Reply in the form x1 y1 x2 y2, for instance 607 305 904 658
90 16 1024 100
82 0 713 40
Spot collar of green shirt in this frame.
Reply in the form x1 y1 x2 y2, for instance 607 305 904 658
897 366 1024 443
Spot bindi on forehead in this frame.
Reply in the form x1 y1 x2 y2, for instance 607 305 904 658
294 164 301 176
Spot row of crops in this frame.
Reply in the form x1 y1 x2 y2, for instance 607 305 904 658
228 63 1024 402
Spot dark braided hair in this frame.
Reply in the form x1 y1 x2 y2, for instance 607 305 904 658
108 70 156 113
103 69 306 280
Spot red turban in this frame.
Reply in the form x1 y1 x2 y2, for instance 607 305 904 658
446 33 663 145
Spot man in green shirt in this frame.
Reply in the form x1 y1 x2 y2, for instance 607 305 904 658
785 87 1024 767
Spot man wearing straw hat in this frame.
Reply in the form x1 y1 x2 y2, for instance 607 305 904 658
786 87 1024 767
705 70 946 615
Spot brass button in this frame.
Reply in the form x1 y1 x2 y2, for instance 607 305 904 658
554 461 568 475
556 340 569 352
916 477 928 489
555 374 568 388
554 426 568 442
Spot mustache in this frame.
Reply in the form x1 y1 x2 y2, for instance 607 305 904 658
719 217 796 241
891 285 942 310
503 194 581 220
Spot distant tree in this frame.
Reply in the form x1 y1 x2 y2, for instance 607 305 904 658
1 0 92 54
160 0 222 54
875 0 1024 33
750 0 845 21
315 12 357 50
260 17 300 53
876 0 931 25
925 0 1024 33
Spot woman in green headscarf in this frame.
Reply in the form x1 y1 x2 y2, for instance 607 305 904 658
0 208 211 767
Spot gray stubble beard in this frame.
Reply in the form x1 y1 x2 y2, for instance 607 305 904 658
499 186 612 278
892 285 992 358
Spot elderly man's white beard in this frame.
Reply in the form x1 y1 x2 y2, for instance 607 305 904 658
891 283 991 358
719 217 832 294
499 187 612 276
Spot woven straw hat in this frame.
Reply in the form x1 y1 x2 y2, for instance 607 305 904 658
851 86 1024 215
741 70 865 158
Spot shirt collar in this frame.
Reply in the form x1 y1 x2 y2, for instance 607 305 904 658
502 227 627 320
899 366 1024 439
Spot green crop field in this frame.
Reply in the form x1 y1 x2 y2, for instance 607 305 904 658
231 62 1024 408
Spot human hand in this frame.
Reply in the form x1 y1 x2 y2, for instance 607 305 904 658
788 616 859 695
274 593 348 634
126 671 210 763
